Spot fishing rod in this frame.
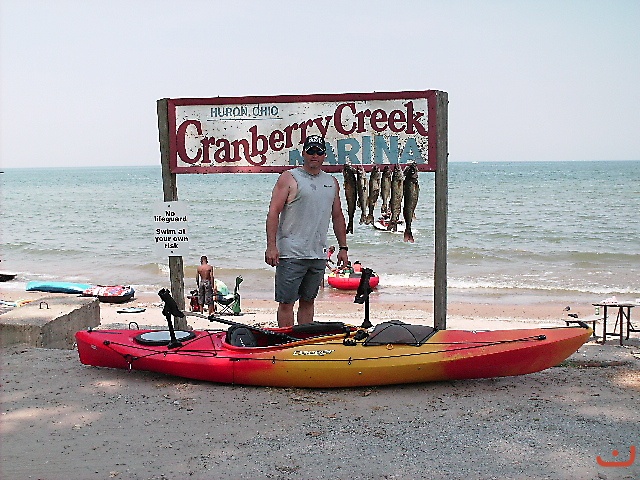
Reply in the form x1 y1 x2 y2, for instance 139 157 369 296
354 267 374 329
158 288 194 348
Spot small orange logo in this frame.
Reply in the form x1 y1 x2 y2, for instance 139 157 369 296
597 445 636 468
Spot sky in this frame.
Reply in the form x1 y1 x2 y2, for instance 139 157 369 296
1 0 639 169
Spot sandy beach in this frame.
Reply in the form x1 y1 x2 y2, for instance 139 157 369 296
1 290 639 479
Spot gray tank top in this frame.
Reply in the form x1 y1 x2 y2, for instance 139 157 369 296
277 167 337 259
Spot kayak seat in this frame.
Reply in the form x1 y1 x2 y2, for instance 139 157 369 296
292 321 348 336
226 325 258 347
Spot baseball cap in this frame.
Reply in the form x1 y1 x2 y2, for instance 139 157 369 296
303 135 326 153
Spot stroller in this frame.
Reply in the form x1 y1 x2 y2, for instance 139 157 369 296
187 289 201 313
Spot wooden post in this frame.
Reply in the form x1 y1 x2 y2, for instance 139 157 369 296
157 98 187 330
433 91 448 330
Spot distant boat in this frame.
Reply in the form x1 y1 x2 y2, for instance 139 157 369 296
373 216 405 233
471 161 479 164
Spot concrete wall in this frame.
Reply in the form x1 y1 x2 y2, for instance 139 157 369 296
0 296 100 349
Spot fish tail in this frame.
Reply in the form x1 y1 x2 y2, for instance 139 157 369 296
404 229 414 243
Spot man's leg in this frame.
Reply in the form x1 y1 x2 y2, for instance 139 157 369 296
275 259 304 327
277 302 295 327
297 298 315 325
296 259 324 325
206 282 216 314
198 284 205 311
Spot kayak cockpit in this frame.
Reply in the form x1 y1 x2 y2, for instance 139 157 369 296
225 321 354 348
134 330 197 346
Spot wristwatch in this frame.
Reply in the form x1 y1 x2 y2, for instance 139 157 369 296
339 246 348 251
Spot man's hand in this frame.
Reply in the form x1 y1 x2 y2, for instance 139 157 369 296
265 246 279 267
336 249 349 267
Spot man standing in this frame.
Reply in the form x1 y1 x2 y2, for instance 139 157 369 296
196 255 216 314
265 135 349 327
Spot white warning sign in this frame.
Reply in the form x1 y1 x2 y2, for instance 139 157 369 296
153 201 189 257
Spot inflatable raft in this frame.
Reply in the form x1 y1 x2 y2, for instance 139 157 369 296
83 285 135 303
327 271 379 290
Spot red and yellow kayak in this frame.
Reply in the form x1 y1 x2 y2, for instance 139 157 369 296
75 322 591 388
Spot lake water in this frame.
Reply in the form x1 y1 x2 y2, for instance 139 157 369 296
1 161 638 305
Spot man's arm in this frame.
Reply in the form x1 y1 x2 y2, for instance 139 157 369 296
331 178 349 266
265 172 295 266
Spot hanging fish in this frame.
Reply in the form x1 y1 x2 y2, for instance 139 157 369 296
380 165 392 217
356 166 368 225
365 165 381 225
343 164 358 234
388 164 404 232
402 163 420 243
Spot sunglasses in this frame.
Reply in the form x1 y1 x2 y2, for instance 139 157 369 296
305 147 326 156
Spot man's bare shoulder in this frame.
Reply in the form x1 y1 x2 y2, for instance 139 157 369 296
276 170 296 187
270 170 298 205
